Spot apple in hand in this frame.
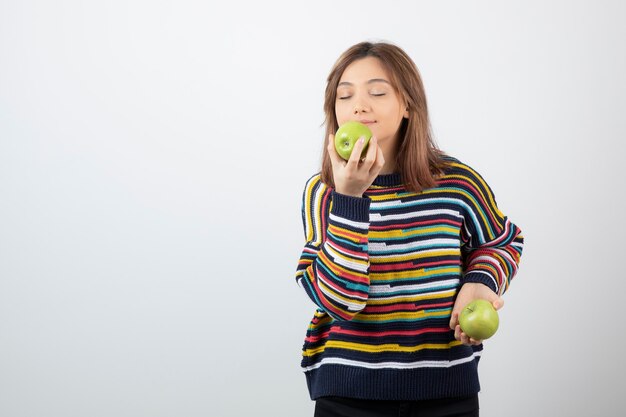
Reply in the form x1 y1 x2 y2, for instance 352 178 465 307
334 121 372 161
458 299 499 340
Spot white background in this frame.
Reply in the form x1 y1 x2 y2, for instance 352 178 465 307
1 1 624 416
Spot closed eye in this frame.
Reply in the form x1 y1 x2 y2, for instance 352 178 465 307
338 96 352 100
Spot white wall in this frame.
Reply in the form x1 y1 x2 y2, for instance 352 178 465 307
1 1 624 416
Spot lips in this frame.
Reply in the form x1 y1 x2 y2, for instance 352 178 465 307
358 119 376 125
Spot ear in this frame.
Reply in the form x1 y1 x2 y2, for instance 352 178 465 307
402 96 410 118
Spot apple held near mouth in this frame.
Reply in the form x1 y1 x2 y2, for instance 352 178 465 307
458 299 499 340
334 121 372 161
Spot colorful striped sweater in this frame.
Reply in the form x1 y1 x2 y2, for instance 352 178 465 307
295 156 524 401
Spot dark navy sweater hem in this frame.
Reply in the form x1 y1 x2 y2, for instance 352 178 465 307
306 362 481 401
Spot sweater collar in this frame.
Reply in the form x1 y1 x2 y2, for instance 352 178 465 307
372 172 403 187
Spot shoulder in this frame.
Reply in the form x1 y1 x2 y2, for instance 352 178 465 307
303 172 323 187
301 172 328 195
301 172 332 206
441 155 479 177
440 155 491 188
437 155 500 213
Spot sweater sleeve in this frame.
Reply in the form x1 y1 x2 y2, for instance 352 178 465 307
295 175 371 321
453 162 524 296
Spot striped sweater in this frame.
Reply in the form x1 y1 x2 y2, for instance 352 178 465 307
295 156 524 401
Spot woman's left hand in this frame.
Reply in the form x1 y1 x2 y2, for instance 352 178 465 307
449 283 504 346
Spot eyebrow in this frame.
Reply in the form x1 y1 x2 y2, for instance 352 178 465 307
337 78 391 87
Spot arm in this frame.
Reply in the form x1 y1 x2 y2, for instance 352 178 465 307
295 175 371 321
455 163 524 295
447 161 524 345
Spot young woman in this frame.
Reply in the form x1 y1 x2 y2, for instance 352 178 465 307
295 41 524 417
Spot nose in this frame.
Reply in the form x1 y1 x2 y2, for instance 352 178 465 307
353 95 370 114
353 102 369 114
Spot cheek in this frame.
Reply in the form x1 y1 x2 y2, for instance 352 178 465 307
379 106 400 123
387 103 406 123
335 104 351 124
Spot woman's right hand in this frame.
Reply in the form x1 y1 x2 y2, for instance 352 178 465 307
327 134 385 197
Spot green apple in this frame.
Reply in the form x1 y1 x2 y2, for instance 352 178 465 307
458 299 499 340
334 121 372 161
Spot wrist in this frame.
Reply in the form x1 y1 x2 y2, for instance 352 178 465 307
462 271 499 294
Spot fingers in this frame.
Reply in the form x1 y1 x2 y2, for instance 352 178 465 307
345 136 367 168
454 325 482 346
469 337 481 345
467 282 505 311
329 134 383 197
361 136 377 164
355 137 385 181
327 134 343 166
330 134 383 175
449 312 458 330
480 286 503 310
363 137 384 174
483 290 504 311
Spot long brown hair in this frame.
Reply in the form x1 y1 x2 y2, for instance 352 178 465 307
320 41 448 193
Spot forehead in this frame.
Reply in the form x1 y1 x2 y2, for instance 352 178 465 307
338 56 391 84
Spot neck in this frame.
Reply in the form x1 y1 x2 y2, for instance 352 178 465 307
380 160 397 175
379 136 399 174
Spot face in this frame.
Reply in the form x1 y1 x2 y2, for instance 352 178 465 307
335 56 409 148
